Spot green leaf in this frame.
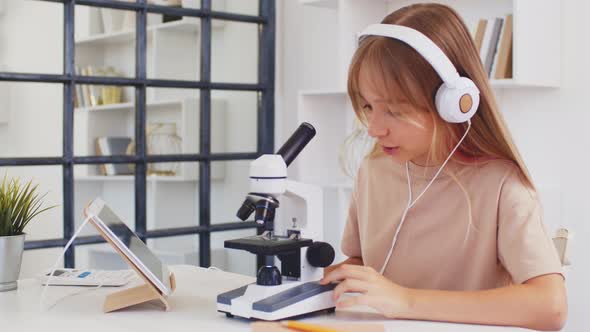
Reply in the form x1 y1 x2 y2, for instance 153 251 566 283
0 174 57 237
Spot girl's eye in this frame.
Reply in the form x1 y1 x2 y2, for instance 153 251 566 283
387 111 402 118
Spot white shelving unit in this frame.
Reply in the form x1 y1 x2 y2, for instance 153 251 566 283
295 0 561 256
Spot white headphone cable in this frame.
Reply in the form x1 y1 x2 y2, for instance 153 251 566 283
39 214 99 311
379 120 472 274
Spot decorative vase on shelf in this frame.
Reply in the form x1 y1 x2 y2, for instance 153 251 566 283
101 8 125 33
146 123 182 176
0 177 56 292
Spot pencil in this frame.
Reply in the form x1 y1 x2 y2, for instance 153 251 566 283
280 320 340 332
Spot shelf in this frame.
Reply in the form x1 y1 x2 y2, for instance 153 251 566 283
299 89 347 97
75 175 198 183
299 78 560 97
75 19 201 46
300 0 338 9
489 79 559 89
75 100 184 112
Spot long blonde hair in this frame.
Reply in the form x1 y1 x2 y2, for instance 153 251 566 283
347 3 535 189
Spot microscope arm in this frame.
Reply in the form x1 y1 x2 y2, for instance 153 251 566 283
284 180 324 242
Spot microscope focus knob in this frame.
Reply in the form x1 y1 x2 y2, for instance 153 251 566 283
306 242 335 268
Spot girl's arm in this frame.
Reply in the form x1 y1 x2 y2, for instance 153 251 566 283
401 273 566 331
322 265 567 331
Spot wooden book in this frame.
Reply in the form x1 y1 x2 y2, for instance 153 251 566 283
473 19 488 52
494 14 514 79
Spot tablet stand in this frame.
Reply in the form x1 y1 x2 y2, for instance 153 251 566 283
89 218 176 313
103 272 176 313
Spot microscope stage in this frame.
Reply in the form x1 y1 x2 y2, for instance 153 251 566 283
224 235 313 255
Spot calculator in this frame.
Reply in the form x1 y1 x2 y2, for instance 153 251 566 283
40 269 136 287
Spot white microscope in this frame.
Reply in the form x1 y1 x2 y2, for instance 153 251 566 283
217 123 337 321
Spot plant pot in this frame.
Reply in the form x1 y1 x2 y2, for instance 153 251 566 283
0 233 25 292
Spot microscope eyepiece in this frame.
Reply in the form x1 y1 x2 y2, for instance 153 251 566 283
276 122 316 167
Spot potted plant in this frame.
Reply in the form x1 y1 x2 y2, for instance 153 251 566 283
0 175 56 292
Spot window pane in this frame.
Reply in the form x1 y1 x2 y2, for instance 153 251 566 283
21 248 63 279
212 229 257 276
76 243 129 271
145 163 200 230
75 6 136 79
147 235 200 266
211 20 259 84
145 162 201 266
146 15 201 81
74 164 135 233
144 88 202 157
211 90 257 153
211 160 250 224
0 82 63 157
210 160 257 276
74 86 135 161
0 0 63 75
214 0 258 16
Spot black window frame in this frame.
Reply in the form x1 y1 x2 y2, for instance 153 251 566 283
0 0 275 268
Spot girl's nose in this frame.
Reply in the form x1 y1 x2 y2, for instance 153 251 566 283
367 112 388 138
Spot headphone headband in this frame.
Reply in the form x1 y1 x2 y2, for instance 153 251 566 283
358 24 460 87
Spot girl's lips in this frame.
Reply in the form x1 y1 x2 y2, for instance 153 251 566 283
382 146 400 155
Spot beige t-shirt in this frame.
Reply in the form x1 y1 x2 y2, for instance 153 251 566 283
341 155 563 290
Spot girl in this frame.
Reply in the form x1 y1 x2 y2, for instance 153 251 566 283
320 4 567 331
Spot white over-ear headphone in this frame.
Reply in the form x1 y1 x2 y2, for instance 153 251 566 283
358 23 480 123
358 24 479 275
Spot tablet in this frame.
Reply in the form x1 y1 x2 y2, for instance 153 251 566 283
84 198 172 296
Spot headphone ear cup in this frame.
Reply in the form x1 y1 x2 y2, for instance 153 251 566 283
435 77 480 123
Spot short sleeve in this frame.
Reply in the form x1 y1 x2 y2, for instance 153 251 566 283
497 170 563 284
340 162 365 258
341 187 361 258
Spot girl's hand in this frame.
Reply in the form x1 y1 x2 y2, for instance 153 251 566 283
323 256 364 277
320 264 413 318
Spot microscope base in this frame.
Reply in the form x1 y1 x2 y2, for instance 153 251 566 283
217 280 336 321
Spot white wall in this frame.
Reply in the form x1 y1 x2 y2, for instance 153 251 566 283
276 0 589 331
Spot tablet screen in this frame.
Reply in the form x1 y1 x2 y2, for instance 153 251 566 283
91 201 170 292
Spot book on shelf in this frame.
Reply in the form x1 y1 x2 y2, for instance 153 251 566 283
483 17 503 77
493 14 513 79
472 14 513 79
85 66 100 107
473 19 488 52
77 66 91 108
75 67 85 108
95 137 134 176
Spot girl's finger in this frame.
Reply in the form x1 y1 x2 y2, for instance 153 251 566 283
333 279 369 300
320 264 371 284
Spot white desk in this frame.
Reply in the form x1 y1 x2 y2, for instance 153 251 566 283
0 265 534 332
